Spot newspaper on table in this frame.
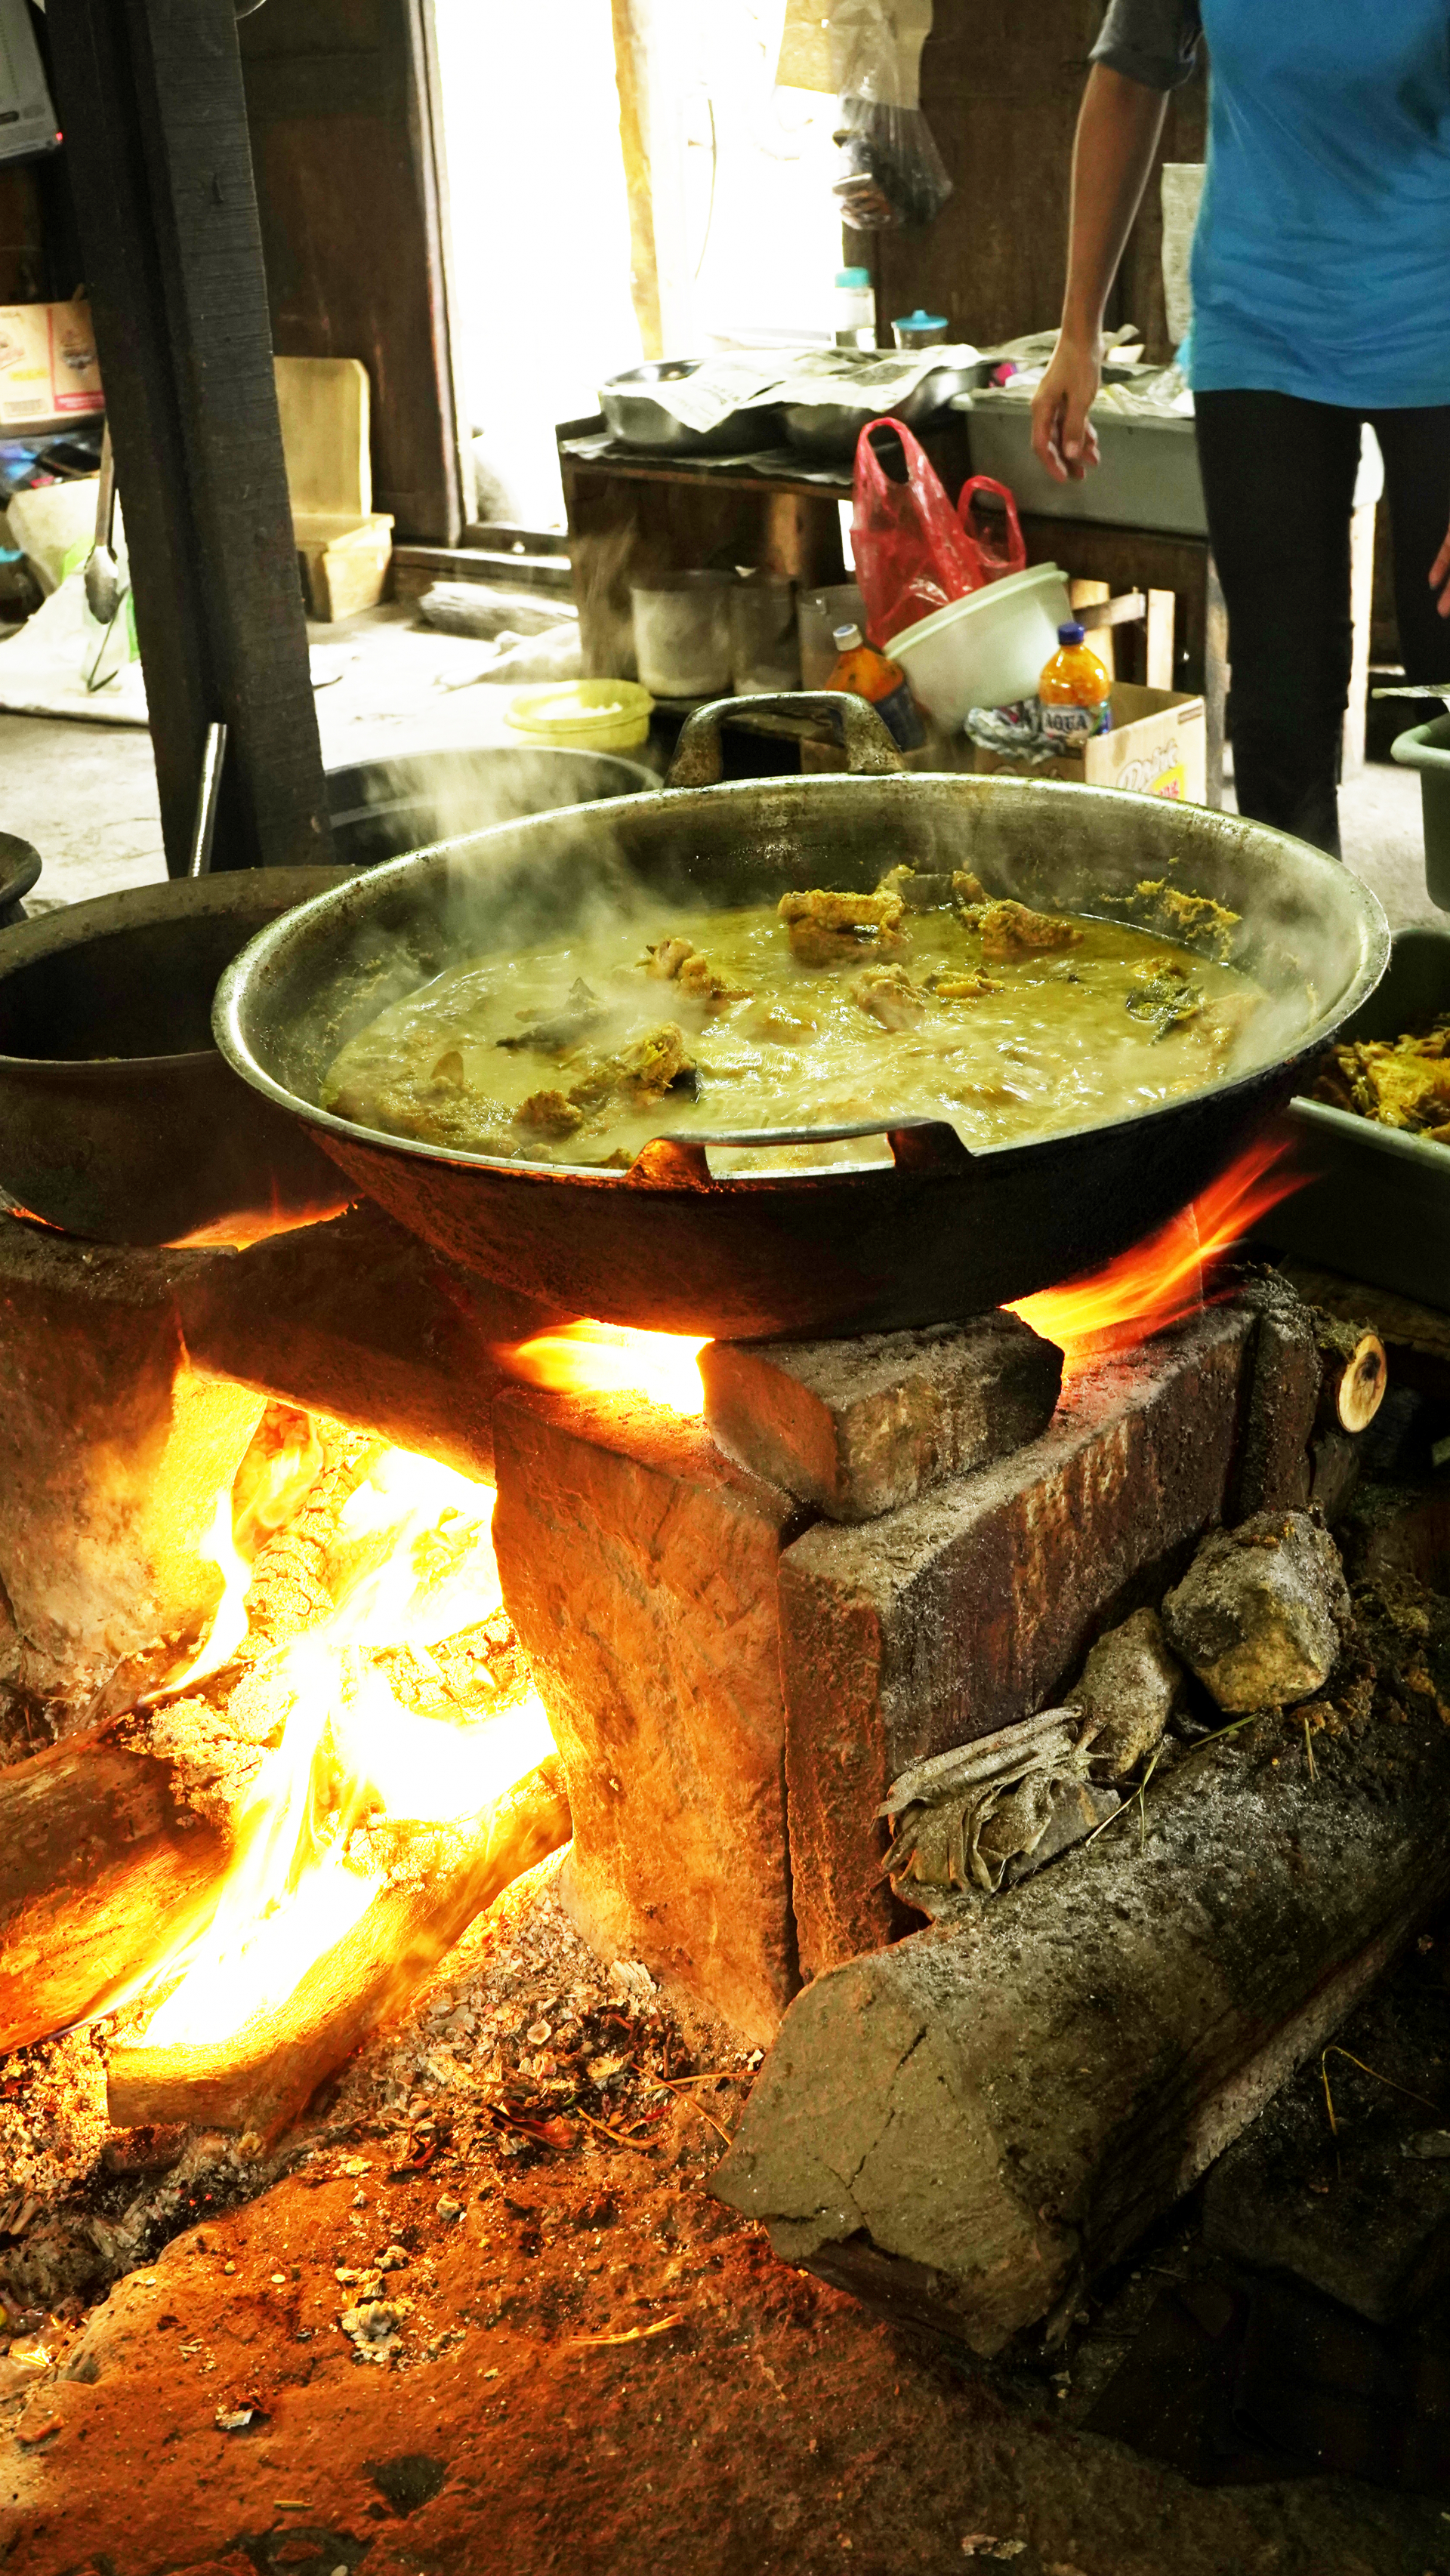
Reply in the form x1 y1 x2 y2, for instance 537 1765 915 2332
623 356 804 437
770 344 980 409
626 344 981 437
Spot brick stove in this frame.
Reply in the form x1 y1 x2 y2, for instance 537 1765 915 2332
491 1280 1321 2042
2 1185 1440 2350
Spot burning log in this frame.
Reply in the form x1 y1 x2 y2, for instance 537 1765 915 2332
106 1756 571 2143
714 1683 1450 2357
0 1727 231 2051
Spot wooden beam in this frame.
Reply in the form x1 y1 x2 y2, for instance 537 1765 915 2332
45 0 332 874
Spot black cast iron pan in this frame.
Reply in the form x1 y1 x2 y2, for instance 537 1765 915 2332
214 695 1389 1340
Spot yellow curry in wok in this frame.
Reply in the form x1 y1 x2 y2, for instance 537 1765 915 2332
322 866 1266 1171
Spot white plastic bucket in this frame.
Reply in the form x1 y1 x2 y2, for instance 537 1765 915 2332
505 679 655 753
891 564 1072 726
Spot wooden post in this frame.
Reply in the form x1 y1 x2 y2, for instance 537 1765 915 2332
45 0 332 874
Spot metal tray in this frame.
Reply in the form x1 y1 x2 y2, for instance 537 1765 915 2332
1391 711 1450 912
783 359 976 459
598 361 785 456
955 392 1207 537
1264 926 1450 1308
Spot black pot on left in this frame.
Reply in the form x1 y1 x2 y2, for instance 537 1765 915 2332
0 870 355 1244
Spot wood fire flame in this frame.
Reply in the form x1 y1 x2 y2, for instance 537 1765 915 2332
1010 1139 1298 1377
127 1429 556 2063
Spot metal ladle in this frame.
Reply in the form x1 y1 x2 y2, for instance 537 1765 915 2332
82 422 121 630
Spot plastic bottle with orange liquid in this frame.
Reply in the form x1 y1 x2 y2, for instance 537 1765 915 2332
824 621 924 750
1038 619 1112 750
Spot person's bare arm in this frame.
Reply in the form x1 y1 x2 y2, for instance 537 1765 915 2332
1030 66 1168 482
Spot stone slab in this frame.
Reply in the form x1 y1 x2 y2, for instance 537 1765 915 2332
1229 1271 1320 1519
699 1312 1063 1524
489 1385 810 2047
778 1304 1258 1978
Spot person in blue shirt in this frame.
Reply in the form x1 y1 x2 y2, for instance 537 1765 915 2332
1030 0 1450 857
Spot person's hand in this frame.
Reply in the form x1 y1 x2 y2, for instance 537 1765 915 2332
1030 334 1103 482
1431 522 1450 618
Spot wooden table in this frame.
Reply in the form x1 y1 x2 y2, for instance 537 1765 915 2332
557 415 1373 814
557 410 970 692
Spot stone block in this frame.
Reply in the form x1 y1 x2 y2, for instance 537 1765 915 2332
778 1303 1257 1978
699 1312 1062 1524
1162 1510 1351 1712
179 1200 555 1485
490 1385 808 2046
0 1218 264 1731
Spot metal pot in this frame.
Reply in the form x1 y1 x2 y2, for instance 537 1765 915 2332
214 695 1389 1340
0 834 41 930
325 744 658 870
0 871 353 1244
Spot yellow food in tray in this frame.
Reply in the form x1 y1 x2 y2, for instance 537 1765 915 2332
323 870 1267 1173
1316 1015 1450 1145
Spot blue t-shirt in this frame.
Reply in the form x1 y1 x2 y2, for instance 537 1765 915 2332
1091 0 1450 408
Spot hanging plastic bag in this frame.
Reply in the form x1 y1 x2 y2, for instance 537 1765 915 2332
851 416 982 646
957 476 1027 586
828 0 952 230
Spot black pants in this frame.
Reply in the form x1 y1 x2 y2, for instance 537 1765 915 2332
1195 390 1450 857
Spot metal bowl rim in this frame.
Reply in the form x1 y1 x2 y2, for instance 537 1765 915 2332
212 772 1390 1193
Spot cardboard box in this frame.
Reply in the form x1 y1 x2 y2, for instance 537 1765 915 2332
972 683 1207 804
0 298 103 433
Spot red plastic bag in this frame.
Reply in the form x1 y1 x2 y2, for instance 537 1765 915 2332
851 417 983 646
957 475 1027 585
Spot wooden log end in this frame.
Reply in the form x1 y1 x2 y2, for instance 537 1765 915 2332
1333 1330 1388 1435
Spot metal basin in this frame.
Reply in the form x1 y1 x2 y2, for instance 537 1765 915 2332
598 360 785 454
0 871 353 1244
214 697 1389 1340
325 744 657 869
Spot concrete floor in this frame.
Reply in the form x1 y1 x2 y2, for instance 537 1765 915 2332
0 605 1443 926
2 606 550 911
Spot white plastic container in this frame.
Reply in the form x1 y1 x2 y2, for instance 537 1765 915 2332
890 564 1072 725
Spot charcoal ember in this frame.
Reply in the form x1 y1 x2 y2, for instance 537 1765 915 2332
1162 1510 1351 1713
1073 1607 1184 1779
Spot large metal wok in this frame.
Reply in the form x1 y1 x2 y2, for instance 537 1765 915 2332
214 695 1389 1339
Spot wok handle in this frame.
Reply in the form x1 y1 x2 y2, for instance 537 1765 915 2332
664 691 905 790
622 1120 973 1190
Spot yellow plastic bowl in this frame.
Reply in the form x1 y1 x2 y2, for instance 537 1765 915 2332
504 678 655 754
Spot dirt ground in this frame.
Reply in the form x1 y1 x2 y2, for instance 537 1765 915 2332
1 1856 1447 2576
